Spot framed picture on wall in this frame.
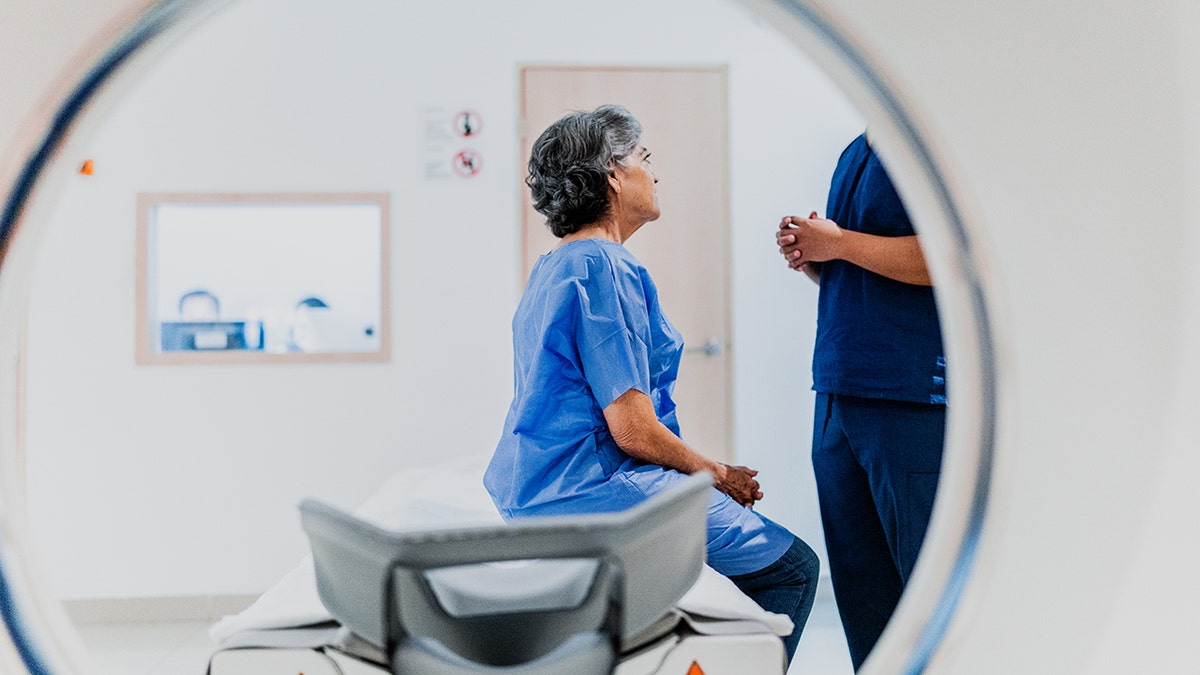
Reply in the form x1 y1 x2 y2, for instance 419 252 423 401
135 192 390 365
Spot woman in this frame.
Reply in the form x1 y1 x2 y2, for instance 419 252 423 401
484 104 818 664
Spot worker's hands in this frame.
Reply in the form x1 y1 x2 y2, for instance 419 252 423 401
712 463 764 508
777 211 842 270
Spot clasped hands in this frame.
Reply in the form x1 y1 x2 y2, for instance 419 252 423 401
776 211 841 271
713 462 764 508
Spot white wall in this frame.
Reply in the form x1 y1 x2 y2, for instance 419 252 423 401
22 0 863 600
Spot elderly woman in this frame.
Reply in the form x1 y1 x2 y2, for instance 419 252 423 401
484 105 818 663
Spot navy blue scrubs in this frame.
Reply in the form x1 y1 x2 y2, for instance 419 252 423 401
811 134 947 670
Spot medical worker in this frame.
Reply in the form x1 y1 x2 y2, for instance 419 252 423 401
775 132 946 670
485 105 819 664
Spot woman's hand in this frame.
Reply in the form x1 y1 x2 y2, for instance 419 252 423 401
605 389 765 508
712 462 764 508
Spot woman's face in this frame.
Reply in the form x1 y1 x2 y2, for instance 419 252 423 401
614 145 660 225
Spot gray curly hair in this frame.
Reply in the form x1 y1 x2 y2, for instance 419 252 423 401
525 104 642 237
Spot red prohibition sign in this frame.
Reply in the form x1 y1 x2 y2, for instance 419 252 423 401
453 149 482 178
453 109 482 138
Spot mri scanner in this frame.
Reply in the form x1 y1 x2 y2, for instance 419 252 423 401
3 0 1200 673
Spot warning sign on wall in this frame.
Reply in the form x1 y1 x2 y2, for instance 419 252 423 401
453 110 482 138
453 150 482 178
423 106 487 181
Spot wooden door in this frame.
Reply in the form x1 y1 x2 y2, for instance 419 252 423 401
520 66 732 463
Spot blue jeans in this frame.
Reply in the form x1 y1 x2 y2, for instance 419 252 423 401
726 536 820 666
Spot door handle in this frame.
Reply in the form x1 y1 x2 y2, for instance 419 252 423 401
685 338 723 357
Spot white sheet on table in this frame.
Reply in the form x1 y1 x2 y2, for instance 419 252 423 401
209 454 792 643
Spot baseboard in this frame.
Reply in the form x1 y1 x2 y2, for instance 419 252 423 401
63 594 259 625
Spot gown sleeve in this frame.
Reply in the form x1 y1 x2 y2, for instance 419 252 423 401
569 252 653 411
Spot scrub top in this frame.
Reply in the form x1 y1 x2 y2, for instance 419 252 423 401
813 134 947 404
484 239 793 576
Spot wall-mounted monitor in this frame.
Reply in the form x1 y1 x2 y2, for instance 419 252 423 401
136 193 390 365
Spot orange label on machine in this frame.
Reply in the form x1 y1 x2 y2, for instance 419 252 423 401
686 661 705 675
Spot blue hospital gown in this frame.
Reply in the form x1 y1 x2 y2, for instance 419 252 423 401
483 239 792 576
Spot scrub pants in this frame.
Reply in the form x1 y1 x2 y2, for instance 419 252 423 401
812 393 945 671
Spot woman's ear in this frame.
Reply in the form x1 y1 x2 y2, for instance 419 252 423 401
608 166 622 194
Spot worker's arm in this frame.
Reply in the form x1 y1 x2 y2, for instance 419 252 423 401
603 388 762 506
777 213 932 286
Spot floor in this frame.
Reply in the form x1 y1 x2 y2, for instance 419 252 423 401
76 595 854 674
789 595 855 674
